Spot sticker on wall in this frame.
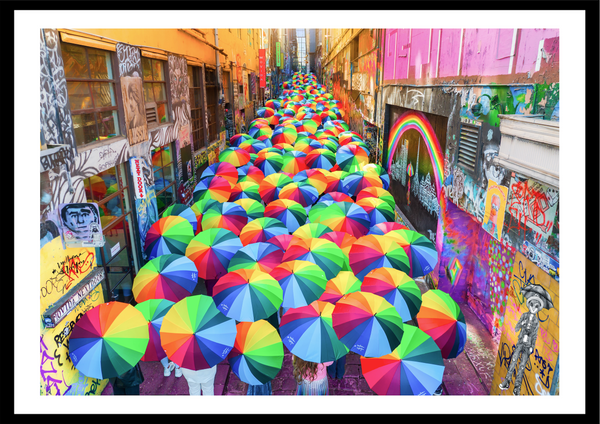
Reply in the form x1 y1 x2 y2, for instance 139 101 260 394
58 203 105 248
482 179 509 241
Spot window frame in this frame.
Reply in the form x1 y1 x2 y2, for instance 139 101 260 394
188 64 207 151
142 57 171 125
61 42 123 147
152 143 177 216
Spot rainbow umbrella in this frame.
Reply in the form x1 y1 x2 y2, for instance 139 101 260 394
356 197 396 227
293 169 328 195
227 241 284 274
144 216 195 260
230 133 254 147
190 198 221 235
318 271 362 304
185 228 243 280
362 267 422 323
248 122 273 140
321 192 354 204
362 163 391 190
416 290 467 359
314 202 371 239
298 119 318 135
254 151 284 176
238 140 266 155
338 132 363 146
349 234 411 280
193 176 233 203
234 198 265 221
368 222 409 236
271 125 298 145
265 99 281 110
342 171 384 197
356 186 396 210
160 295 237 370
239 217 289 246
237 164 266 185
266 234 302 253
385 229 439 278
278 182 319 208
281 153 308 174
274 143 296 154
201 161 239 186
305 148 337 171
292 222 333 240
319 231 357 257
201 201 249 236
282 237 345 281
69 302 150 379
249 118 270 129
228 320 284 385
264 199 308 233
324 170 349 194
135 298 176 362
336 144 370 173
162 203 199 235
269 260 328 309
230 180 262 203
332 120 350 132
280 301 348 363
319 138 340 154
331 291 404 358
257 106 276 120
360 325 445 395
132 254 198 303
258 172 293 204
212 268 283 322
219 147 252 167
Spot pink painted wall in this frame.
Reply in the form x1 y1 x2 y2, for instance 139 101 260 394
382 28 559 81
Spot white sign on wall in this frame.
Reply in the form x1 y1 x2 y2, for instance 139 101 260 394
130 157 147 200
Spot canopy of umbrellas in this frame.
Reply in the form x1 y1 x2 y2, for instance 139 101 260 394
69 73 467 396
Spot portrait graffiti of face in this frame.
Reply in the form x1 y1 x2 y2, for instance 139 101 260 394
60 203 100 239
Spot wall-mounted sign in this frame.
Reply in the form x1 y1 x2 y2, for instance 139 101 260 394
130 157 147 200
59 203 105 248
259 49 266 88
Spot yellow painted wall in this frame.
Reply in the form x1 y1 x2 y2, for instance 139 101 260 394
490 252 559 396
40 237 108 396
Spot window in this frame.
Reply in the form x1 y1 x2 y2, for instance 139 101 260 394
142 57 170 124
205 68 219 142
83 164 138 304
62 43 121 147
152 144 176 215
188 65 206 151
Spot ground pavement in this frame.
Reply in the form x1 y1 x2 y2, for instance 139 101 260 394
102 279 499 396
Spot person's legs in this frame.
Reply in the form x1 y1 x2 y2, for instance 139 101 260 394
513 348 531 395
500 344 524 390
198 366 218 395
112 385 126 395
180 368 202 396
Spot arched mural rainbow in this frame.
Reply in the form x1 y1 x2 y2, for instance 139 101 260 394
386 110 445 200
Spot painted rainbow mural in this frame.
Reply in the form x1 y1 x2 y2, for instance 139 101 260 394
386 110 445 200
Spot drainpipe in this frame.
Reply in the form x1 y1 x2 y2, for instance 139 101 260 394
215 29 224 142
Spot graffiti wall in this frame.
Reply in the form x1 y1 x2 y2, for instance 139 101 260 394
40 237 107 395
491 252 559 396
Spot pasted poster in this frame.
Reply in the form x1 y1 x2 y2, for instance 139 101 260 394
491 252 559 396
482 179 509 241
58 203 104 248
120 76 148 146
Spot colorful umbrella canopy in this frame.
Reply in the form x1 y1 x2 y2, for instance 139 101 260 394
281 153 308 174
254 151 284 176
318 271 362 304
362 163 391 190
292 222 333 240
416 290 467 359
385 229 439 278
305 148 337 171
239 217 289 246
69 302 150 379
258 172 293 204
162 203 199 235
212 268 283 322
269 260 328 309
282 237 345 281
266 233 303 253
185 228 243 280
356 197 396 227
248 122 273 140
160 295 237 370
313 202 371 239
144 216 195 260
132 254 199 303
323 170 349 194
280 301 348 363
233 198 265 221
336 144 370 173
368 222 409 236
201 161 239 186
298 119 319 135
271 124 298 145
332 291 404 358
193 176 233 203
227 241 284 274
228 320 284 385
237 164 265 185
135 298 176 362
356 186 396 211
342 171 384 197
293 169 329 195
349 234 411 280
219 147 252 167
278 182 319 208
360 324 445 395
230 133 254 147
201 201 249 236
230 180 262 203
257 106 276 120
362 267 422 323
264 198 308 233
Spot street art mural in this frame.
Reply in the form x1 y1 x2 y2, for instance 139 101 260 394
482 179 509 241
491 252 559 396
40 237 108 396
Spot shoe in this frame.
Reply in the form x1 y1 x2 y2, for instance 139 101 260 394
499 380 510 391
513 386 521 396
175 367 182 378
164 366 172 377
433 385 443 396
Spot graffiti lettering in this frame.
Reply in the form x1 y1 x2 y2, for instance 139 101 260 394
60 251 95 287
